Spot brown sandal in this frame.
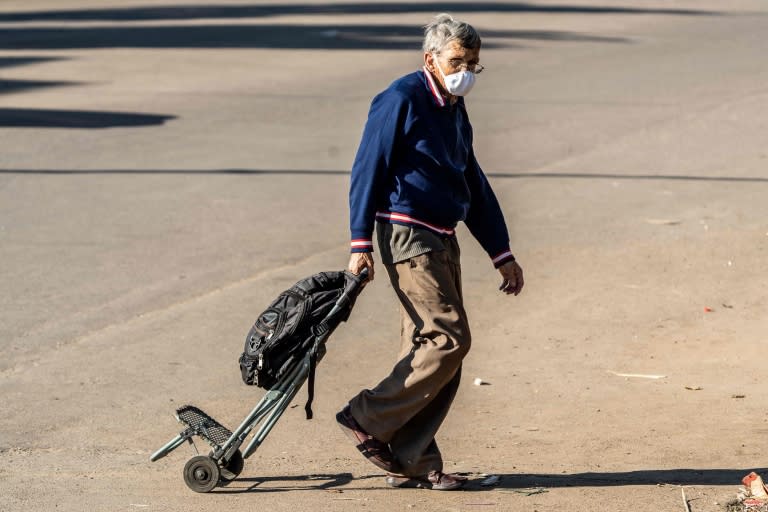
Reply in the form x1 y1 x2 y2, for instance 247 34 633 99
336 405 399 473
385 470 467 491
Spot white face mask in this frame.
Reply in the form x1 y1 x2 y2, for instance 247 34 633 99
432 54 476 96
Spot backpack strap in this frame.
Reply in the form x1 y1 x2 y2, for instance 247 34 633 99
304 324 329 419
305 352 316 420
303 270 368 419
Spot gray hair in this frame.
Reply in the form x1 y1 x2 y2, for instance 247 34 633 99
422 13 481 54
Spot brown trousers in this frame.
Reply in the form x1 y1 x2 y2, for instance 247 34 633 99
348 237 471 476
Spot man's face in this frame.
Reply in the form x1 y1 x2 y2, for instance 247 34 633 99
425 40 481 96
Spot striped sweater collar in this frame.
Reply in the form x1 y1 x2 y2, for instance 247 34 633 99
422 66 446 108
422 66 466 110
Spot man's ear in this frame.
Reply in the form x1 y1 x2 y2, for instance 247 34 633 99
423 52 435 72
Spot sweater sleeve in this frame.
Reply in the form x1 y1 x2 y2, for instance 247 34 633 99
464 148 516 268
349 90 409 253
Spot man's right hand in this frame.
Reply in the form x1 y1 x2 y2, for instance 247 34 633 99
348 252 375 281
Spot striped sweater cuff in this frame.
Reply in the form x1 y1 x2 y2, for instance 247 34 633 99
491 249 516 268
350 239 374 253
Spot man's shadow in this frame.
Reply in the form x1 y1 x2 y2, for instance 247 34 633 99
212 468 763 493
464 468 765 491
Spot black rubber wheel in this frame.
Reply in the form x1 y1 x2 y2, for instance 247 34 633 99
183 455 220 493
218 450 244 486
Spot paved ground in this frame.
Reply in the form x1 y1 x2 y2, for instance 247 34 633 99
1 1 768 511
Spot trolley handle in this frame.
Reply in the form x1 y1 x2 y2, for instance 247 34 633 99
319 268 369 327
341 267 369 301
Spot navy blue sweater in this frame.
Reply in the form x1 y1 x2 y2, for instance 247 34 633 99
349 67 515 268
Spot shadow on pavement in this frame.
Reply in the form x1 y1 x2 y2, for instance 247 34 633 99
0 108 175 128
0 24 629 50
0 56 83 96
201 467 760 493
211 472 360 493
0 80 82 95
0 3 721 23
470 468 766 489
1 169 766 184
0 56 68 68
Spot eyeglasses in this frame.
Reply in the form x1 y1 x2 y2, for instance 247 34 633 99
445 58 485 74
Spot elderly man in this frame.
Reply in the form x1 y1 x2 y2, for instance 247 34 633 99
336 14 524 491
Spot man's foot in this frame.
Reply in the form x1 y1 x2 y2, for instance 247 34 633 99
385 471 467 491
336 405 399 473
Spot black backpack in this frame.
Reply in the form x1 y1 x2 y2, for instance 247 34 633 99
238 271 364 417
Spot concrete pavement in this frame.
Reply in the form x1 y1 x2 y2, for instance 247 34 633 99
2 2 768 511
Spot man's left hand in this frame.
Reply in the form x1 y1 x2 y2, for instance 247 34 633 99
498 260 524 296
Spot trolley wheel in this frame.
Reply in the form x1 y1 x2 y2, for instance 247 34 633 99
183 455 220 493
219 450 244 485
